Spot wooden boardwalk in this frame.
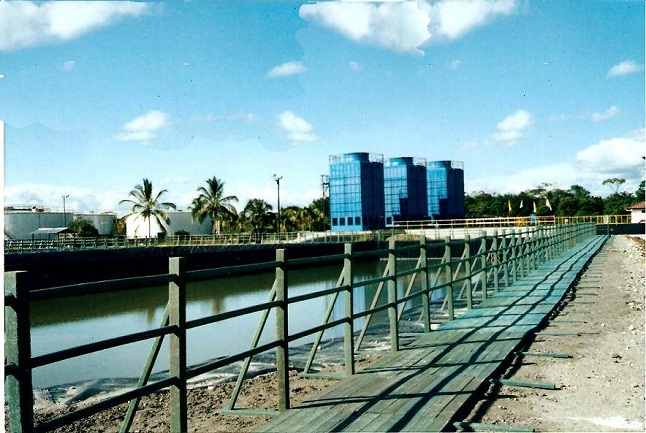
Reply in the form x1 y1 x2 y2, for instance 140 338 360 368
255 235 608 432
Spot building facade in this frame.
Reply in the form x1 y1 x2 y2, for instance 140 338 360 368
329 153 385 232
328 154 465 232
4 206 115 239
427 161 465 220
384 157 428 227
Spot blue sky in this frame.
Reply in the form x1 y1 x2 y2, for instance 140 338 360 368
1 0 644 216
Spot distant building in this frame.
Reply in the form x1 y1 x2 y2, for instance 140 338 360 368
328 154 465 232
125 210 211 238
384 157 428 227
4 206 74 239
427 161 465 220
329 153 385 232
73 212 117 236
626 201 646 224
4 206 116 239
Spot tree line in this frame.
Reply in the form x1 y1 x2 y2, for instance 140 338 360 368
112 177 329 237
68 176 643 238
465 179 644 219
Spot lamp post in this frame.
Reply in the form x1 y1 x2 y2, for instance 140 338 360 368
62 194 69 226
272 174 283 238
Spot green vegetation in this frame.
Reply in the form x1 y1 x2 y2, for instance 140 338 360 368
191 177 239 235
67 218 99 237
119 178 177 238
118 176 642 235
466 180 644 218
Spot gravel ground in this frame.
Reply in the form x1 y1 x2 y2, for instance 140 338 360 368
461 235 645 432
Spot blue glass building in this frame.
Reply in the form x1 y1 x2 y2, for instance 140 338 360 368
427 161 465 220
384 157 428 227
329 153 385 232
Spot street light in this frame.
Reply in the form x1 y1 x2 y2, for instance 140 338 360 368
62 194 69 226
272 174 283 237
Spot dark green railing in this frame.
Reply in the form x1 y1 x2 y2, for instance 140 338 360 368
4 223 596 433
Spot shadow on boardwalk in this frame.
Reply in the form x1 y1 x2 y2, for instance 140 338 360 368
256 236 607 432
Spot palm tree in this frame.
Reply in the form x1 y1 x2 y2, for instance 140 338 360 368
191 177 238 235
242 198 273 237
120 178 176 239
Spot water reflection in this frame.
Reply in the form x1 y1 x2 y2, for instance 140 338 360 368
32 260 428 389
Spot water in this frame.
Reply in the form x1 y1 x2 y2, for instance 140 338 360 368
30 260 432 391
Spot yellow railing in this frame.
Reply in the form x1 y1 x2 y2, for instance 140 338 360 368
394 214 631 230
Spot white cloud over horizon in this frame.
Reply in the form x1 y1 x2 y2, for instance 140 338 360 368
607 60 642 77
487 109 534 145
469 128 646 197
276 111 320 145
114 110 171 144
266 61 307 78
0 1 150 52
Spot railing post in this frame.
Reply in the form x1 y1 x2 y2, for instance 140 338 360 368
464 235 473 310
5 271 34 433
480 231 488 300
275 249 290 411
501 230 509 289
444 236 454 321
388 237 399 352
511 230 518 283
519 230 526 279
343 243 355 376
420 236 431 333
492 230 499 293
169 257 187 433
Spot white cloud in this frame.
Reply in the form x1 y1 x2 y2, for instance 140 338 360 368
276 111 320 145
488 109 534 145
576 128 645 176
470 129 646 197
349 61 362 71
607 60 642 77
591 106 619 122
60 60 76 71
267 61 307 78
0 1 150 51
449 59 461 69
0 73 4 78
300 1 431 55
4 183 122 213
424 0 517 41
114 110 171 145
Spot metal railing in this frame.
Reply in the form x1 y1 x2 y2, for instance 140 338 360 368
393 214 631 230
3 215 629 254
4 223 598 432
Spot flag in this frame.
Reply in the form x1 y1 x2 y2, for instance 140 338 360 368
508 199 512 213
546 198 552 211
519 200 524 209
533 201 537 213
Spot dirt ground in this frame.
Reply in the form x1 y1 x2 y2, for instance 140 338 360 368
462 234 645 432
14 235 646 432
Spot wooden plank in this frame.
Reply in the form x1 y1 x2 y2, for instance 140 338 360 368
254 236 606 433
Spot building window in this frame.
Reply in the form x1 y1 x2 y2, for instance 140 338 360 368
332 218 338 226
340 217 346 226
355 216 361 226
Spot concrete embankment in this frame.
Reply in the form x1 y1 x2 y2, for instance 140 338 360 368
4 241 383 289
